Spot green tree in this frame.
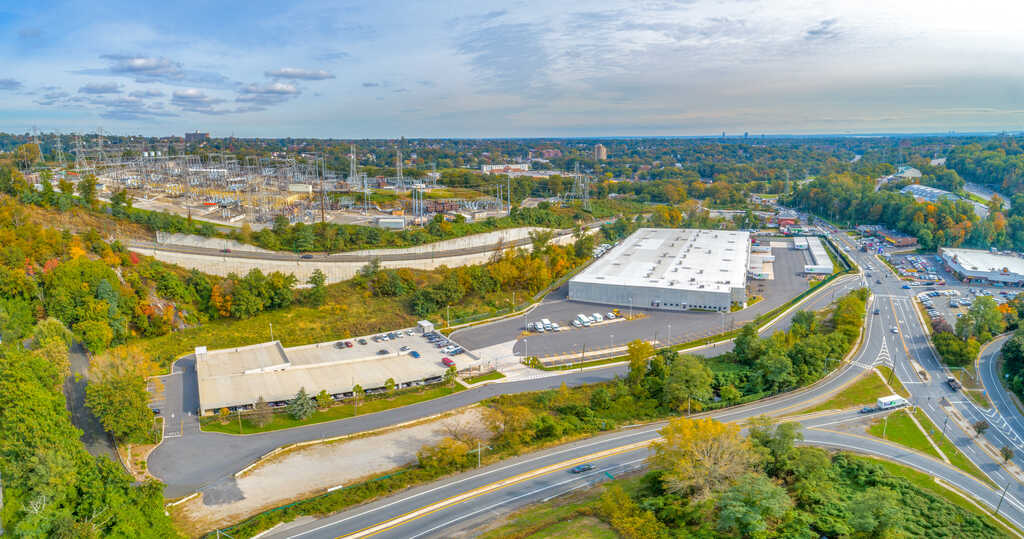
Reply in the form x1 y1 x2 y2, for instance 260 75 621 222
316 389 333 409
662 354 713 414
716 473 793 537
733 323 762 365
85 371 152 443
287 387 315 421
444 365 458 387
849 486 902 536
650 417 756 500
385 377 396 396
77 174 98 207
306 269 327 306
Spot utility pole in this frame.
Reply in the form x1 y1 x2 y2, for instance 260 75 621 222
997 481 1010 515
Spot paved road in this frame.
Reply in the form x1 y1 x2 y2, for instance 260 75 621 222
261 230 1024 538
64 341 118 462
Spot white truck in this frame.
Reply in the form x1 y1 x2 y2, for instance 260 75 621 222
876 395 909 411
541 318 553 331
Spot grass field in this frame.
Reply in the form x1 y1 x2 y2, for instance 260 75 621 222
911 408 997 489
464 371 506 384
867 409 942 460
966 389 992 409
876 365 911 398
803 371 891 413
201 384 463 435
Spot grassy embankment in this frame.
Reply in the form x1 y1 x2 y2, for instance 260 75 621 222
201 384 463 435
803 370 893 413
464 371 506 384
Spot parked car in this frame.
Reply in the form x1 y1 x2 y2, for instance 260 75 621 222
377 349 389 355
591 313 604 322
442 357 455 367
570 464 594 473
410 351 421 358
400 345 411 352
571 319 582 328
357 338 368 345
606 312 616 319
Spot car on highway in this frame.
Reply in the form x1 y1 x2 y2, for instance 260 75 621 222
902 284 911 289
220 248 231 253
300 254 313 259
873 309 880 315
442 357 455 367
859 406 875 414
891 326 899 333
569 464 594 473
876 280 882 284
947 376 962 391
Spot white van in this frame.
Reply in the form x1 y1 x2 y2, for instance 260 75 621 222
541 318 553 331
591 312 604 323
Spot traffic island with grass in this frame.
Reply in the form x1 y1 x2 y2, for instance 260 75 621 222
464 370 506 384
867 409 943 460
802 370 892 413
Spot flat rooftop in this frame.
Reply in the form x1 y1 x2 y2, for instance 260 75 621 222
196 331 474 411
943 248 1024 276
571 228 750 293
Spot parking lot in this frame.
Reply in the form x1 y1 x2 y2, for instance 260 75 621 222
452 243 819 358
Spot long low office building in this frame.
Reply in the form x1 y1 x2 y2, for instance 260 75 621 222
195 331 471 415
568 228 750 312
940 248 1024 285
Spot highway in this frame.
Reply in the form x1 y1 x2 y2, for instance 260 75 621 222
258 230 1024 539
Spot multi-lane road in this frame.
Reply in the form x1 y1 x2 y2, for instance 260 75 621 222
258 231 1024 539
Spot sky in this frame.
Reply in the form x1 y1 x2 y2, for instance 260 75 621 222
2 0 1024 138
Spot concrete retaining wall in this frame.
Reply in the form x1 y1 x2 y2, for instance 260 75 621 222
139 231 578 283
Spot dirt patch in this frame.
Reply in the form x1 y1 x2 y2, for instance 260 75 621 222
175 407 488 535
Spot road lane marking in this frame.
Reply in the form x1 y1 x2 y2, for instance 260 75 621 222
331 442 655 539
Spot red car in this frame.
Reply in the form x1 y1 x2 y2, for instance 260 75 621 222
442 357 454 367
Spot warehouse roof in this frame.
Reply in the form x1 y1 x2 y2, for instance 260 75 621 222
195 335 471 412
942 248 1024 276
571 228 750 293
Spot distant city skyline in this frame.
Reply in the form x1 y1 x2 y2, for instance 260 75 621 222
2 0 1023 138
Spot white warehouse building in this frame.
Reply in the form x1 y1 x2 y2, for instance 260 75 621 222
568 228 750 312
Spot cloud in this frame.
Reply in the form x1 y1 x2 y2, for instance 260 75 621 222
78 54 236 89
129 89 165 98
0 78 23 90
171 88 228 113
314 50 351 63
78 82 122 94
265 67 335 80
805 18 840 40
362 82 381 87
35 90 70 106
456 22 551 92
417 80 436 87
83 95 176 121
237 82 301 106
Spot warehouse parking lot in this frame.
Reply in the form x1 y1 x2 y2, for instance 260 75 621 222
453 243 821 358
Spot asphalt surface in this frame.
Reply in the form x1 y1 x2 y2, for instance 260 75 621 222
452 243 813 357
260 231 1024 539
64 341 119 462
